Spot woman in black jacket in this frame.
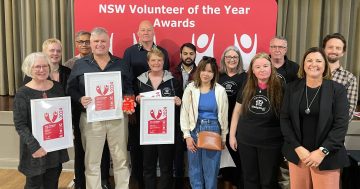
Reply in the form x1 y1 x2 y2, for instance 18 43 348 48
135 48 182 189
280 47 349 189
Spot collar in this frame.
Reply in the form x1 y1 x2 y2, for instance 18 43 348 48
137 42 157 51
180 63 195 73
331 65 344 74
88 52 116 65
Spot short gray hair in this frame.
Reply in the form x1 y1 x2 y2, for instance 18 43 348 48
270 36 288 46
22 52 51 77
91 27 108 37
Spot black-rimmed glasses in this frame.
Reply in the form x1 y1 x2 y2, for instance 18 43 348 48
76 40 90 45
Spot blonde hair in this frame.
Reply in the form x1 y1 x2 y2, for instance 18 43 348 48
147 48 164 61
42 38 62 52
22 52 51 77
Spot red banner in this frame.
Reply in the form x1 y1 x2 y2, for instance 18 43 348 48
74 1 277 70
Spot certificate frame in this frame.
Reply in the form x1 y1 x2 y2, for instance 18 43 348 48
140 97 175 145
84 71 123 122
30 96 73 152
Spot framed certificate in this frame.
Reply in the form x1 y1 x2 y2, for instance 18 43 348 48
30 96 73 152
84 71 123 122
140 97 175 145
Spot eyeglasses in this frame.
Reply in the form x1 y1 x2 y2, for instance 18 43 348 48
32 65 49 71
224 56 239 60
202 56 217 64
270 45 286 50
76 40 90 45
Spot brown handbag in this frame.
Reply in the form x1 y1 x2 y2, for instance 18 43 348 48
197 131 222 151
189 90 222 151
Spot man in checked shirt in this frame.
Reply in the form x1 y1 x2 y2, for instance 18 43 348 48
322 33 358 120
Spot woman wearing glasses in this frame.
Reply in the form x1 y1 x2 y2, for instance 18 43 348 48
218 46 246 188
180 56 229 189
229 53 283 189
13 52 69 189
280 47 349 189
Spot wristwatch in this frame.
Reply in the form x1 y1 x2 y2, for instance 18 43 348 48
319 147 329 156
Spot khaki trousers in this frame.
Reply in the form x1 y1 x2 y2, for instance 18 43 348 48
80 113 130 189
289 161 340 189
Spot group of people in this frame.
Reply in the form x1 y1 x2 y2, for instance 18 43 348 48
13 18 358 189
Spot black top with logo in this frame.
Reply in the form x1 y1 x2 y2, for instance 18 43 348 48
236 87 283 148
218 72 247 125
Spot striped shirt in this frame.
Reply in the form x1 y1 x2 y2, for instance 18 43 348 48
332 66 358 120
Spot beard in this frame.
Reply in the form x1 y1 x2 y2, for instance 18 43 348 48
181 58 195 66
327 56 340 63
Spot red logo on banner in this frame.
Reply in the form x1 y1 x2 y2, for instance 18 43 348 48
74 1 277 70
95 82 115 111
148 107 167 134
43 108 64 141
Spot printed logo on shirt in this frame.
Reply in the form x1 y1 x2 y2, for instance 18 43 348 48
276 73 286 84
222 80 238 96
162 87 173 97
248 95 271 114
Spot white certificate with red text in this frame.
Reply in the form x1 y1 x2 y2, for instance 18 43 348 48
31 97 73 152
140 97 175 145
84 71 123 122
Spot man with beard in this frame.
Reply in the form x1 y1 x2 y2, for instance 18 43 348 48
172 43 197 90
322 33 358 120
269 36 299 84
171 42 197 189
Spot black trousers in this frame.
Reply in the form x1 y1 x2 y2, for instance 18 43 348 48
25 165 62 189
73 108 111 188
128 119 144 188
174 126 186 189
220 134 244 188
238 143 282 189
143 144 174 189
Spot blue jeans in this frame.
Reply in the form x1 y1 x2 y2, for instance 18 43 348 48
188 119 221 189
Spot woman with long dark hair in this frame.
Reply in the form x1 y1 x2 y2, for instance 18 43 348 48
181 56 229 189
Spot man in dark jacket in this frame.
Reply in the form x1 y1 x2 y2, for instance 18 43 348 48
269 36 299 84
122 20 170 188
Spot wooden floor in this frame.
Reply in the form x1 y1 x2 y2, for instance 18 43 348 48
0 169 237 189
0 169 74 189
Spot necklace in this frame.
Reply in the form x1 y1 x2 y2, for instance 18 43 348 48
42 91 48 98
305 85 321 114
